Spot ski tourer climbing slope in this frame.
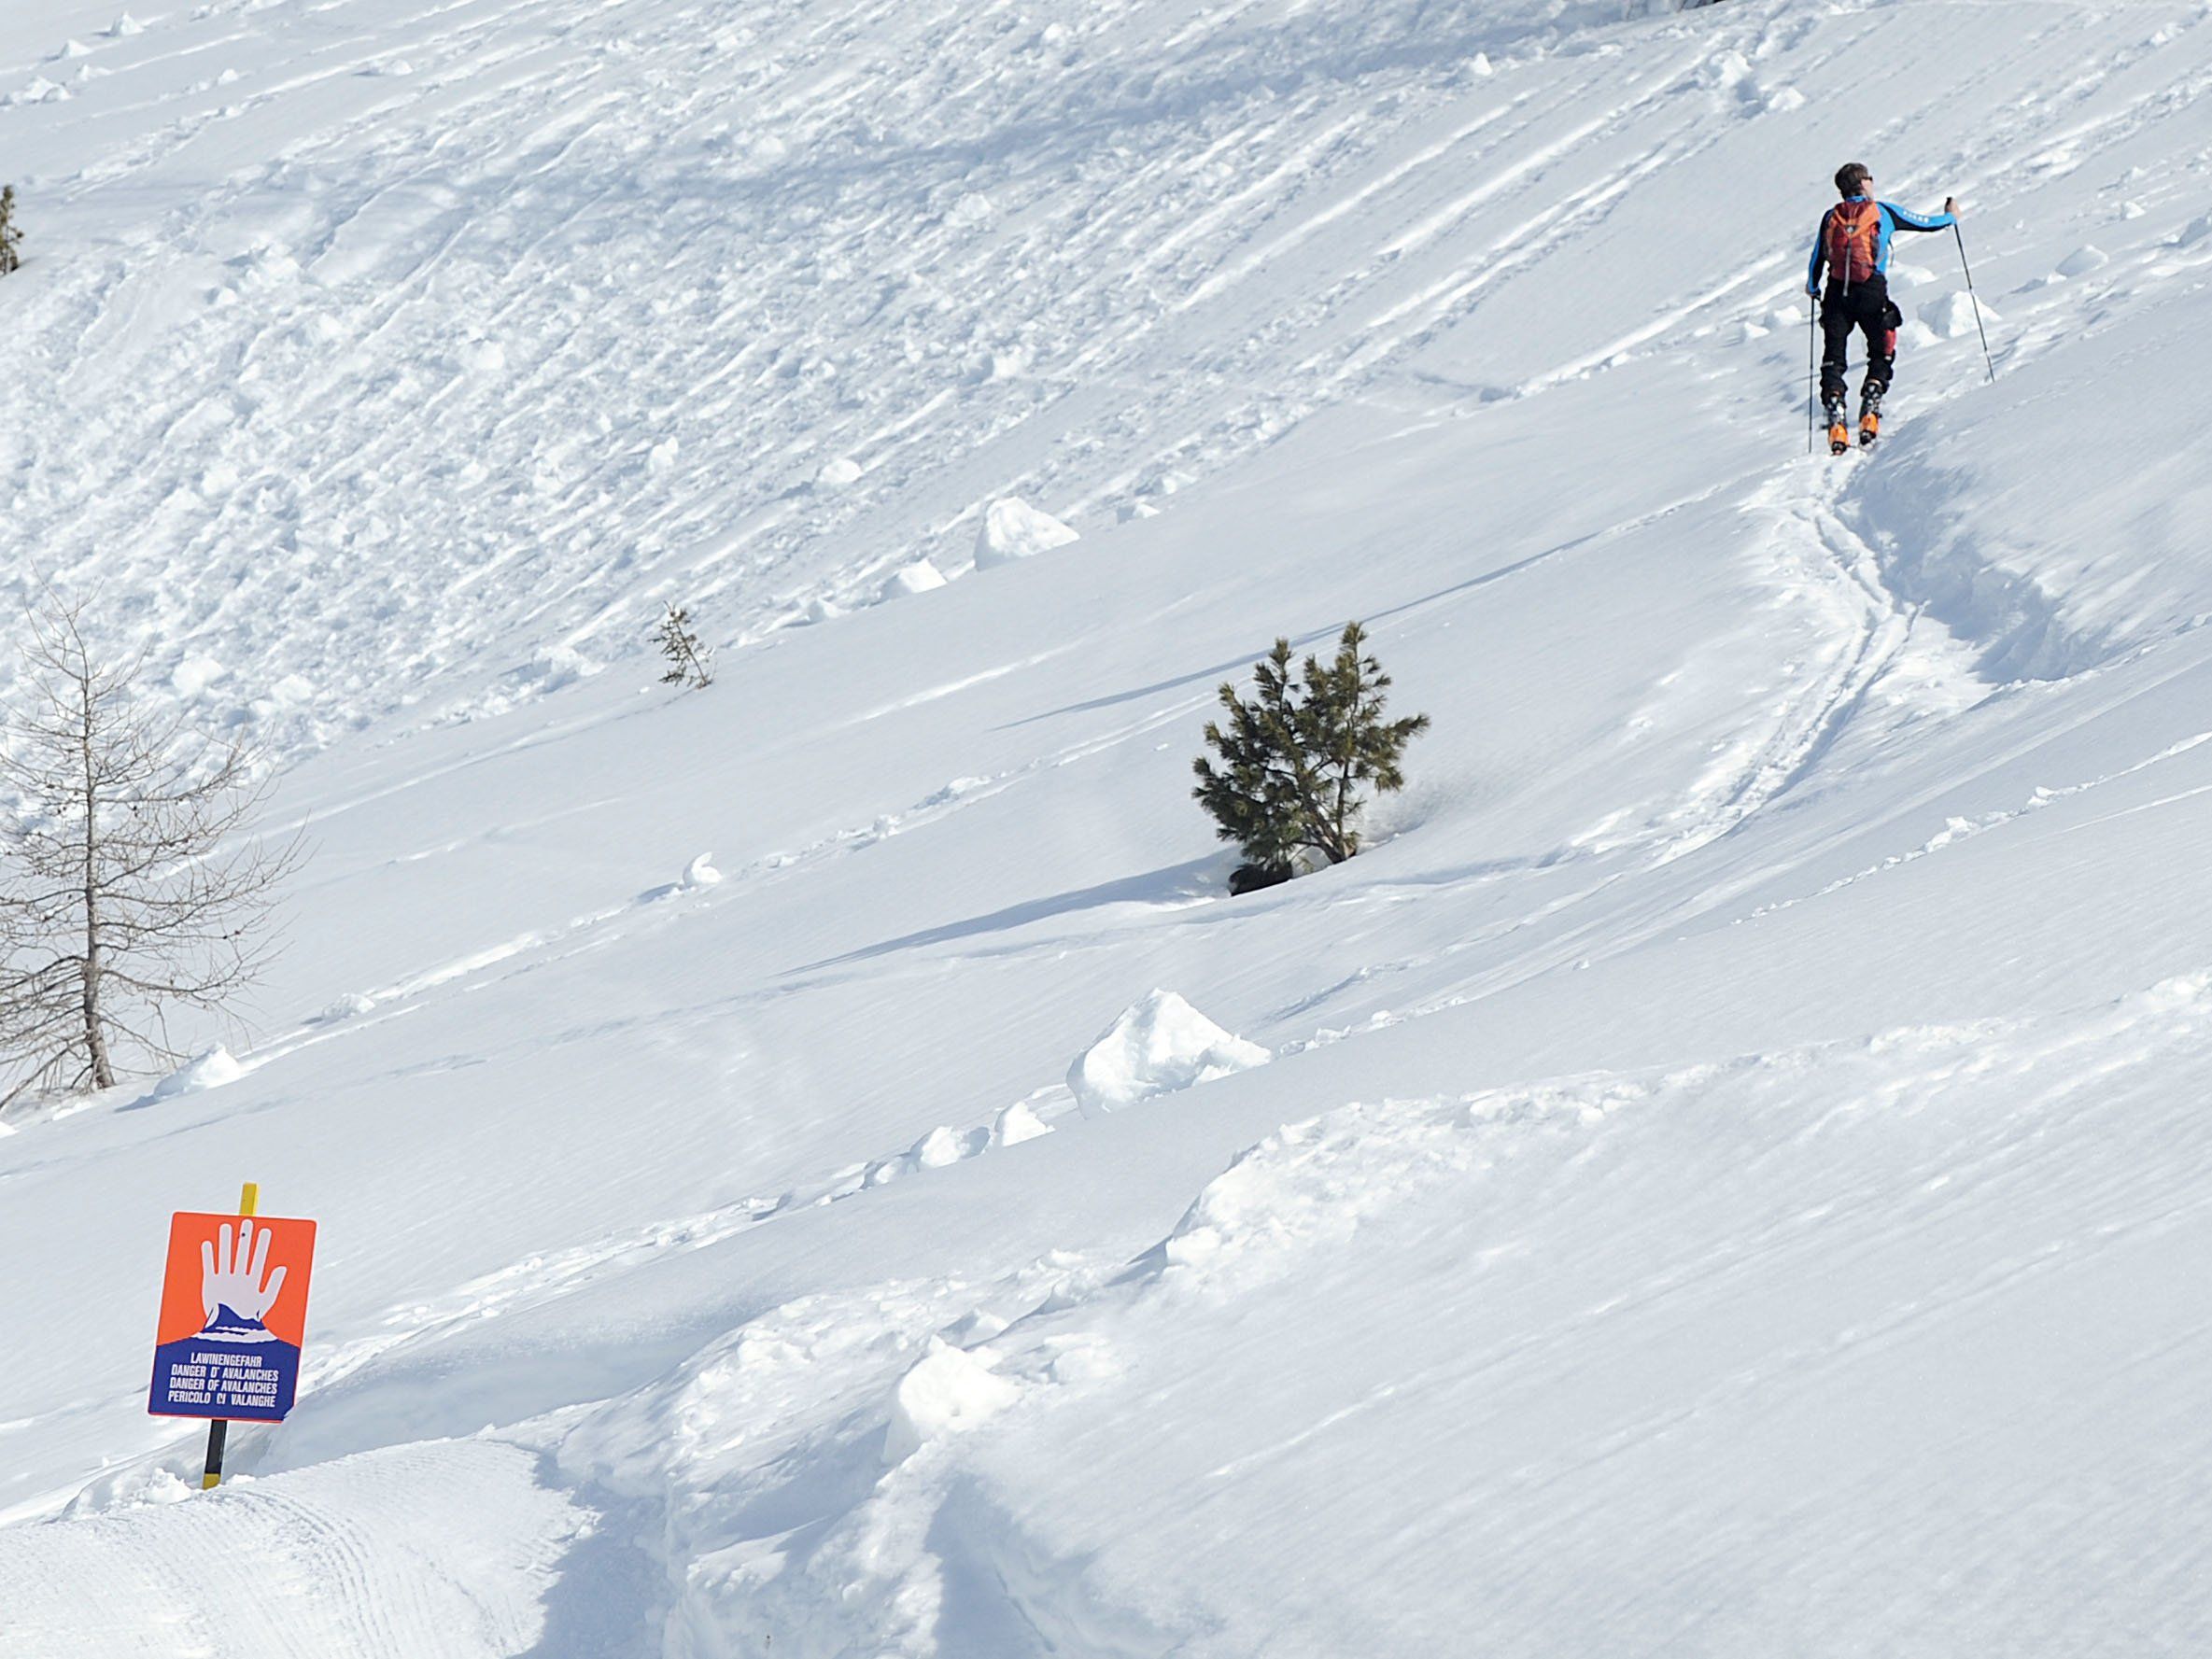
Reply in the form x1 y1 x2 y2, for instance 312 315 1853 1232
1806 162 1958 452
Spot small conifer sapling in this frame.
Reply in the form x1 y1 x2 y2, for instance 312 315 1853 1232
0 186 23 276
1192 621 1429 893
654 602 714 690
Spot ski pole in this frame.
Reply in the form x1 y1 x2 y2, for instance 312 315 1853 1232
1807 295 1818 454
1952 222 1996 384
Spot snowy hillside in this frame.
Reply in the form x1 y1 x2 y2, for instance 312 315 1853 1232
5 0 2212 1651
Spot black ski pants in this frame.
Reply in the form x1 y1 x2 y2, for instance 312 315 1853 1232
1820 274 1902 406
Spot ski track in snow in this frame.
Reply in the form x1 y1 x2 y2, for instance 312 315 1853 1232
5 0 2196 754
0 1439 584 1657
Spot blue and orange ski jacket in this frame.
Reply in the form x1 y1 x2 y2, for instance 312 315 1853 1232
1806 196 1957 294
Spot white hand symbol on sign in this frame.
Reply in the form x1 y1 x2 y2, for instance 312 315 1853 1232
201 1219 288 1326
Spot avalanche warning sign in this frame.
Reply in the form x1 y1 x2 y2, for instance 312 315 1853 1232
148 1212 317 1424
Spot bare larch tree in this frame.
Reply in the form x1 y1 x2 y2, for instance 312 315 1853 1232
0 597 299 1105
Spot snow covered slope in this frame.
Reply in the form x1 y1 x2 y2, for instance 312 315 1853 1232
5 0 2212 1652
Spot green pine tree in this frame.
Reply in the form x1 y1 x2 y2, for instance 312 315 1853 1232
0 186 22 277
1192 622 1429 893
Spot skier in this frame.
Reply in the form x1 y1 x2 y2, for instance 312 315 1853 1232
1806 163 1958 453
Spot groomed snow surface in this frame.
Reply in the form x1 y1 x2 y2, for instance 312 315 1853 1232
5 0 2212 1652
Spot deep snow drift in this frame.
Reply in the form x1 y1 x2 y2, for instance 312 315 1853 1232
5 0 2212 1652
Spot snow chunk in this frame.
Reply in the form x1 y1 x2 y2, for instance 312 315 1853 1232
1066 990 1270 1117
148 1046 245 1102
866 1121 991 1187
61 1463 195 1517
2177 214 2212 247
1702 49 1753 89
815 456 863 487
1763 85 1805 114
240 248 300 290
945 191 995 231
2138 971 2210 1012
2055 245 2109 278
881 559 947 598
973 498 1078 571
1922 290 1996 339
883 1340 1019 1465
993 1100 1053 1146
11 77 71 105
511 646 598 696
909 1124 988 1170
917 775 990 808
310 992 375 1024
682 853 722 889
109 12 146 35
171 655 227 696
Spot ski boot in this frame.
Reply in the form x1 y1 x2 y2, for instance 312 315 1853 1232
1825 398 1851 457
1858 390 1882 450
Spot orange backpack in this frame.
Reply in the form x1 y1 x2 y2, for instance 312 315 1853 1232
1825 200 1881 286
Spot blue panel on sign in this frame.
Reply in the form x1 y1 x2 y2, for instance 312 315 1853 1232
148 1331 303 1424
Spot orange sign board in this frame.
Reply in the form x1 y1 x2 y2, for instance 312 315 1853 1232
148 1212 317 1423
